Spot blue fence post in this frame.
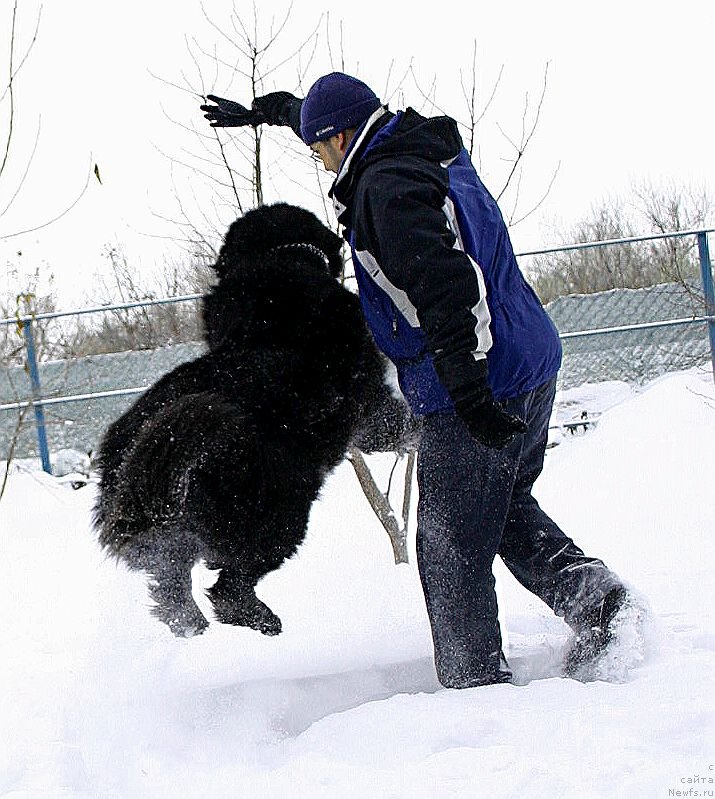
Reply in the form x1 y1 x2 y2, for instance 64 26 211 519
697 231 715 384
20 319 52 473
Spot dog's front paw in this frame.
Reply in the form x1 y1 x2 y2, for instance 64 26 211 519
256 606 282 636
211 593 282 636
244 598 283 636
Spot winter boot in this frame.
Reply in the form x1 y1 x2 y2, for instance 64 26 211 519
564 585 631 678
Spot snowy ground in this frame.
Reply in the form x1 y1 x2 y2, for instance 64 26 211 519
1 369 713 799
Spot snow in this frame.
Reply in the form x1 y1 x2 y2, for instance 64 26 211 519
1 369 714 799
50 450 91 480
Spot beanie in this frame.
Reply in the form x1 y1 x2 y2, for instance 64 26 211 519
300 72 381 145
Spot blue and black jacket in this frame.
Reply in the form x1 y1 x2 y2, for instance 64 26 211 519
329 106 562 416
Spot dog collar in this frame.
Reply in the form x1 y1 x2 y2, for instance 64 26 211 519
268 242 330 267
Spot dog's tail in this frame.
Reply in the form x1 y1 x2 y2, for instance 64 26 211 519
96 392 263 557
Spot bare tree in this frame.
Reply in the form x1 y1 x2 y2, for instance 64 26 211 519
0 2 98 491
69 244 211 356
529 181 713 304
409 49 558 229
147 1 327 263
348 448 414 564
155 3 423 560
0 2 93 242
153 5 562 563
633 179 711 287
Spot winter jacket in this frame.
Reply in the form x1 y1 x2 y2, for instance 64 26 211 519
330 106 562 416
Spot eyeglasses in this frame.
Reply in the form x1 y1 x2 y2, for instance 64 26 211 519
310 150 322 164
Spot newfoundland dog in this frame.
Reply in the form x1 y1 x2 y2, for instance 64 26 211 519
93 203 414 637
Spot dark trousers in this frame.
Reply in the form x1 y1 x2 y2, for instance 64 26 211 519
416 377 621 687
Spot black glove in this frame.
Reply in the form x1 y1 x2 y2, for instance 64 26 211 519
456 397 527 449
251 92 303 137
200 92 303 138
200 95 258 127
435 353 527 449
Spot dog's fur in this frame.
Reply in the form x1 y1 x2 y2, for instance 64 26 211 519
94 203 414 637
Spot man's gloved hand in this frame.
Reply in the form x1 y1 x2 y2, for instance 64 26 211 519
434 353 528 449
456 397 528 449
200 92 303 138
200 95 258 127
251 92 303 136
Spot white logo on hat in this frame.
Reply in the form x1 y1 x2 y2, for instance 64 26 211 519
316 125 335 136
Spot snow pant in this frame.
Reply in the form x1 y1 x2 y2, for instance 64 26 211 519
416 376 623 688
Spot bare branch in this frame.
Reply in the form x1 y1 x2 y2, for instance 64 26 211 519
152 140 250 195
215 130 244 210
383 58 414 108
200 1 250 57
495 61 550 203
0 0 19 180
407 64 441 116
0 116 41 217
459 41 478 154
0 2 42 104
257 17 322 85
509 161 561 228
347 448 408 564
325 11 335 70
0 158 93 240
254 0 295 56
401 450 416 530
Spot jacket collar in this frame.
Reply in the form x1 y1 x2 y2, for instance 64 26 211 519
329 106 392 223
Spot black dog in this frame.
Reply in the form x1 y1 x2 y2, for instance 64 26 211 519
94 203 414 637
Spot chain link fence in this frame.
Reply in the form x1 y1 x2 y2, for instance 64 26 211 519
2 230 714 468
0 341 205 461
546 280 710 389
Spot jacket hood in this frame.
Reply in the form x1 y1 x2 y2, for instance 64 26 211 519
331 108 464 223
366 108 463 162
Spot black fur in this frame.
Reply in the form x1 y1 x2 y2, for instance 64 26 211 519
93 203 414 637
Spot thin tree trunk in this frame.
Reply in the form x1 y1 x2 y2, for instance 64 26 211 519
347 447 409 564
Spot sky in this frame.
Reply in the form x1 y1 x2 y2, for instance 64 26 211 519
1 367 714 797
1 0 714 306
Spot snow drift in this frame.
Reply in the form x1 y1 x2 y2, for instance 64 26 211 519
0 369 713 798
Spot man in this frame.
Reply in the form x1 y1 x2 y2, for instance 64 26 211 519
201 73 635 687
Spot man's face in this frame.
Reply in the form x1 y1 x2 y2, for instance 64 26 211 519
310 135 344 174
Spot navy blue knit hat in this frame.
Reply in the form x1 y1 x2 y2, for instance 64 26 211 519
300 72 381 144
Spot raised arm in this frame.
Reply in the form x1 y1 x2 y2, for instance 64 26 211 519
200 91 304 139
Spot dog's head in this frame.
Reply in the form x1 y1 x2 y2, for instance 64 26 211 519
214 203 344 280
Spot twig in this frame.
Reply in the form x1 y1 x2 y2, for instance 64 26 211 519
0 0 19 180
0 158 93 240
496 61 550 203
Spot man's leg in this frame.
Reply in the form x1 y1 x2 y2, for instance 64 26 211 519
416 412 519 687
498 378 623 630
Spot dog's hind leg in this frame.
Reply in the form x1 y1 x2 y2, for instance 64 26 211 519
207 566 282 636
124 525 209 638
146 561 209 638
